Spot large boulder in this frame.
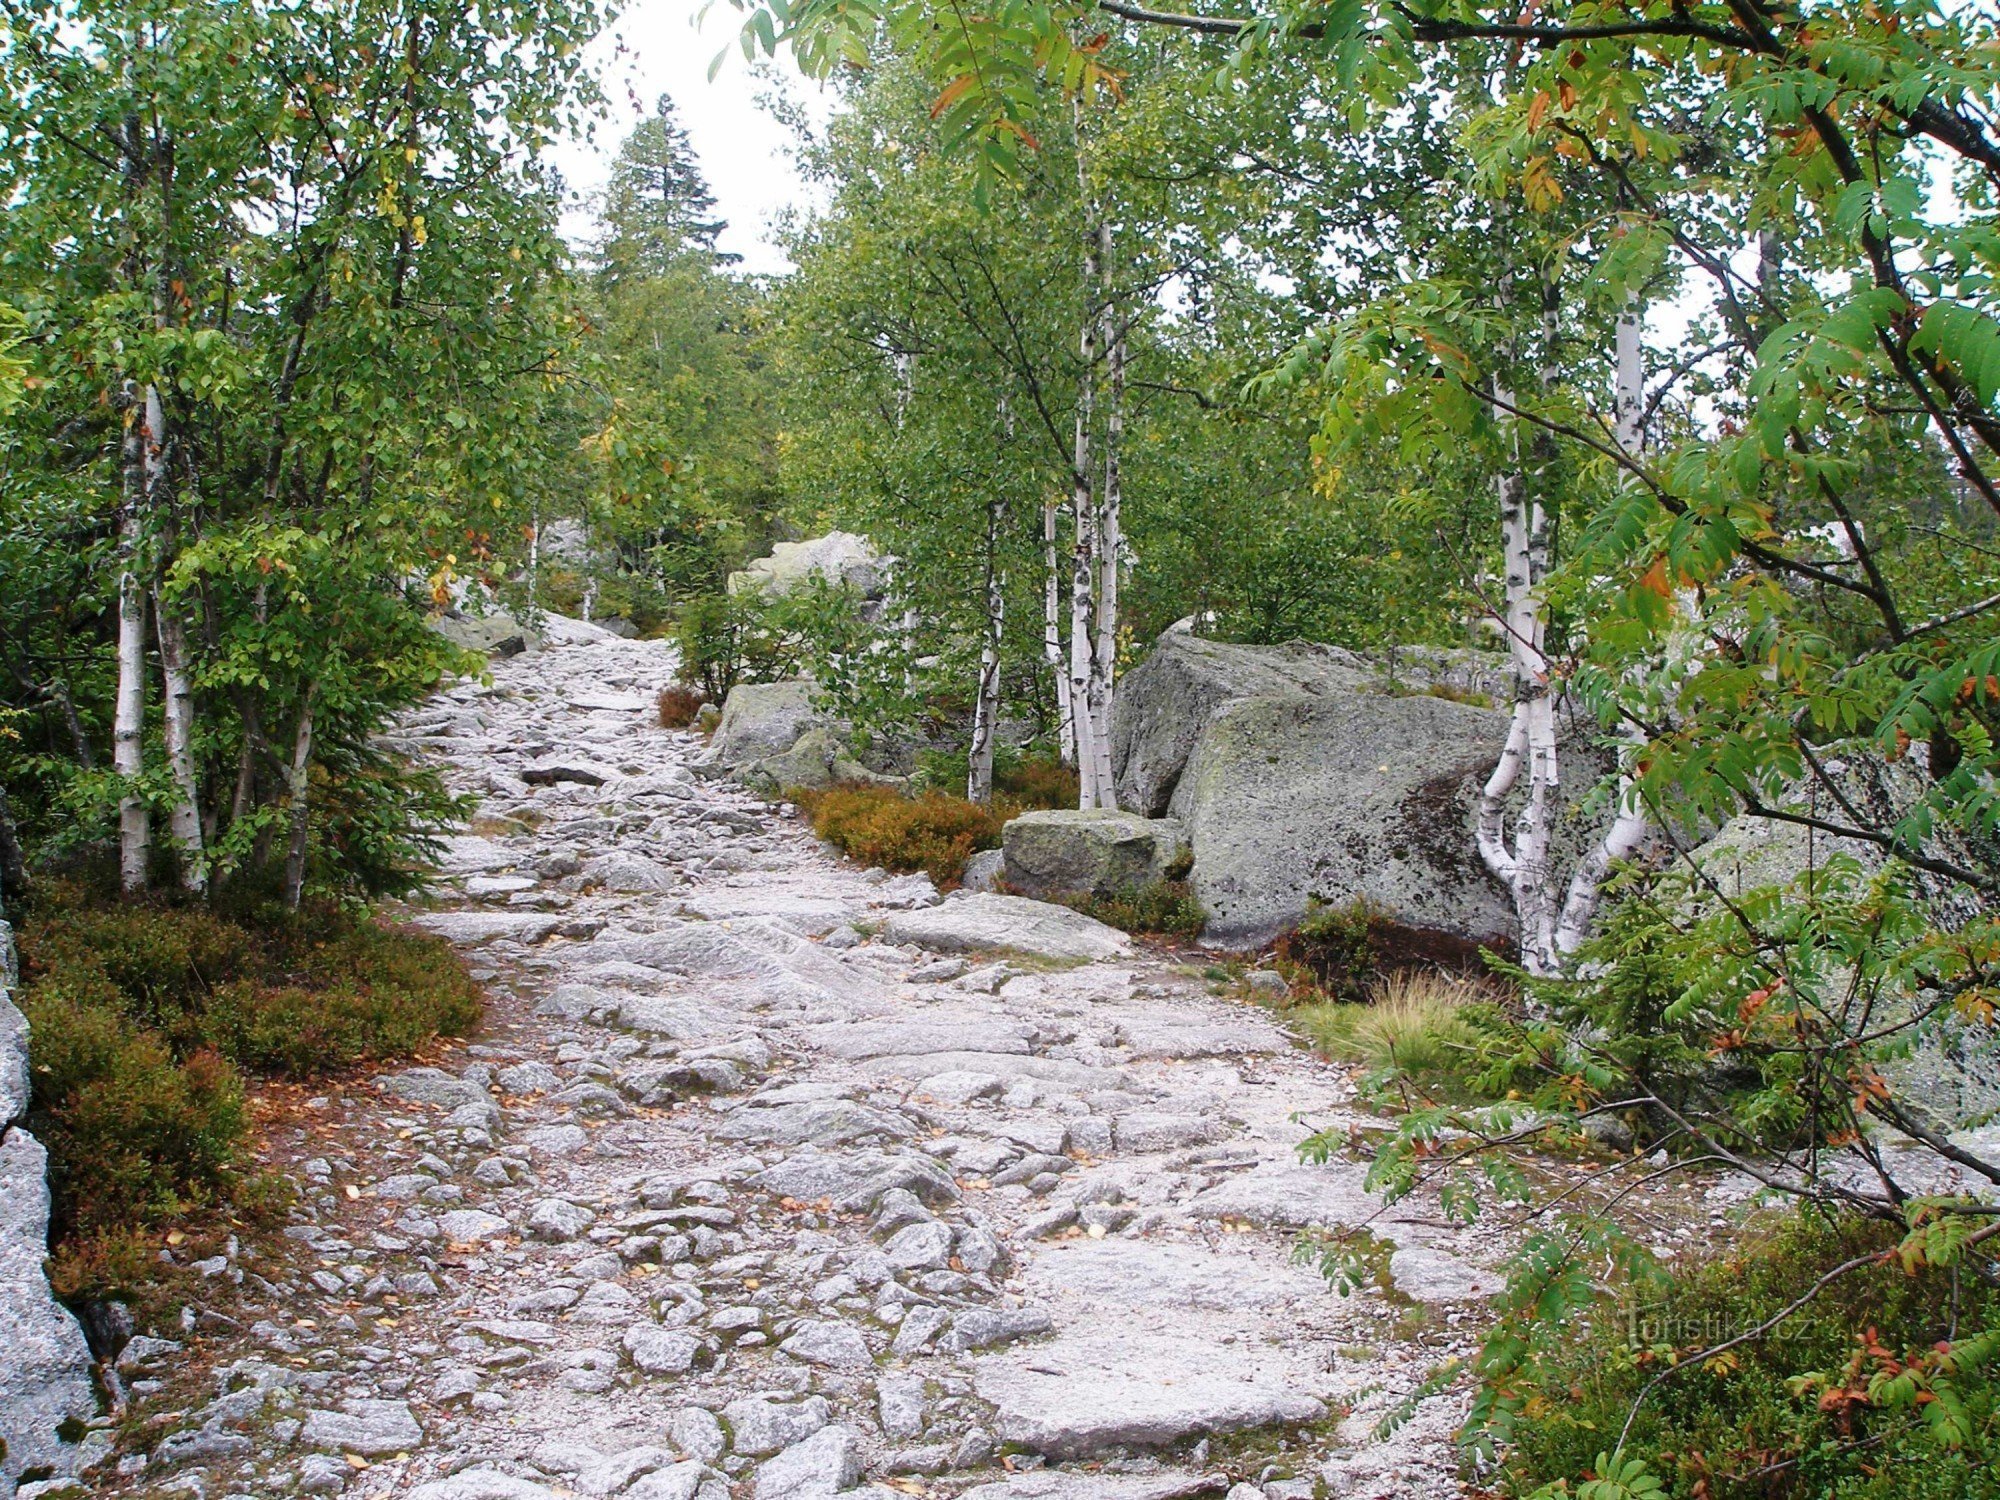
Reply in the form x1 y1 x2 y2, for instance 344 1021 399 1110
709 681 825 769
428 610 540 659
1110 633 1518 949
745 727 902 796
1002 810 1188 901
0 901 97 1489
728 532 886 607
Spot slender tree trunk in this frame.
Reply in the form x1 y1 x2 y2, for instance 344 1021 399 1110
146 375 205 891
114 389 152 894
1069 130 1104 808
1090 285 1125 810
1043 493 1073 765
1613 297 1644 454
968 492 1006 806
1476 380 1560 973
155 585 205 890
1555 296 1652 955
282 692 316 910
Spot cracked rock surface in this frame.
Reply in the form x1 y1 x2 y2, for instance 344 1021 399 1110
88 616 1496 1500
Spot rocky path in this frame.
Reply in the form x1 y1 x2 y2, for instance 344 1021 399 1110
100 619 1503 1500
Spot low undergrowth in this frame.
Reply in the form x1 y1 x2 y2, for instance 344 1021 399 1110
656 682 706 728
15 875 482 1297
1286 967 1507 1090
1061 877 1207 939
1498 1213 2000 1500
793 756 1074 885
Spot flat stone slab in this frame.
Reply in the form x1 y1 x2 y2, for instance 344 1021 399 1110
883 894 1132 963
1113 1017 1288 1059
973 1325 1326 1457
973 1239 1331 1457
1189 1166 1494 1301
408 911 562 945
805 1018 1036 1060
961 1474 1227 1500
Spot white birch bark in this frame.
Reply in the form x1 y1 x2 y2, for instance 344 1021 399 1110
1043 493 1073 765
1477 377 1561 973
283 693 316 910
155 587 205 889
1090 282 1124 810
1069 210 1103 808
114 388 152 893
1555 296 1653 955
968 492 1005 806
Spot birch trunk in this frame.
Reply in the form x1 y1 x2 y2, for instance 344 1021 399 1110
1555 297 1653 955
282 693 316 910
1069 120 1105 808
1043 493 1073 765
1090 283 1124 809
114 388 152 893
1476 378 1560 972
155 588 206 889
1069 234 1102 808
968 492 1006 806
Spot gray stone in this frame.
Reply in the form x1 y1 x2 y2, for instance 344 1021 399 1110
497 1061 563 1095
751 1424 861 1500
668 1407 726 1464
407 1472 558 1500
1110 631 1517 946
746 1148 960 1211
624 1324 701 1374
961 849 1005 893
883 894 1131 963
723 1394 830 1457
0 1130 96 1490
717 1097 915 1148
430 611 541 659
626 1463 715 1500
877 1374 928 1439
780 1319 873 1370
1002 810 1188 900
1113 1113 1224 1153
526 1198 597 1241
438 1208 512 1243
576 1446 675 1496
752 726 902 794
1 990 29 1121
710 680 824 768
913 1070 1004 1105
728 531 885 602
891 1304 951 1356
974 1326 1325 1458
944 1306 1052 1353
301 1398 423 1456
960 1475 1227 1500
883 1221 955 1272
583 850 678 893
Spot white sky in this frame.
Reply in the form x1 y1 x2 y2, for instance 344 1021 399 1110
548 0 829 274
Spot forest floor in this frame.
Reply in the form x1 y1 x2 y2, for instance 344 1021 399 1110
84 618 1736 1500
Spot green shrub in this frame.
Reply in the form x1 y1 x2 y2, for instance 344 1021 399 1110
795 784 1002 885
658 683 706 728
21 985 244 1241
1063 878 1206 939
1499 1213 2000 1500
17 882 482 1078
14 880 483 1299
